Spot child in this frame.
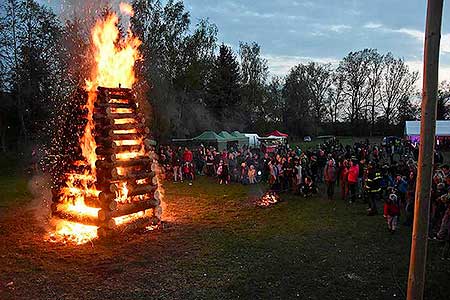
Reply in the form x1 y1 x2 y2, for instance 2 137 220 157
384 192 401 233
248 165 256 184
301 176 317 197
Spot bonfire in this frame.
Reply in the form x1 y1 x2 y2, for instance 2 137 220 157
48 3 162 245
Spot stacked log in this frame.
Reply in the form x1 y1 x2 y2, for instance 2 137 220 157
51 86 162 238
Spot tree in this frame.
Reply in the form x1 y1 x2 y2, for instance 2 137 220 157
397 95 418 124
337 49 373 126
306 62 332 131
207 43 241 120
0 0 64 147
132 0 218 138
379 53 418 125
327 72 345 123
252 76 285 133
436 81 450 120
366 50 384 135
282 64 314 136
239 41 268 128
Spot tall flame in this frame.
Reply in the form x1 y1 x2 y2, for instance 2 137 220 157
86 12 141 90
50 4 143 244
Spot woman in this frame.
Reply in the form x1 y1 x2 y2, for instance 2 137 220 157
347 160 359 203
339 160 349 201
324 159 337 200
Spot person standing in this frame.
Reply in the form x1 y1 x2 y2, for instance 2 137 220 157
365 162 382 216
384 193 401 233
347 159 359 203
324 159 337 200
339 160 349 201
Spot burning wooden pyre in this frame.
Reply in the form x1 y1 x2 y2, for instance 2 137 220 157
50 87 162 242
48 9 162 244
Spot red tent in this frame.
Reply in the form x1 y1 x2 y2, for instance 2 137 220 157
266 130 288 137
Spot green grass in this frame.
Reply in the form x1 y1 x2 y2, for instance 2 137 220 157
0 175 449 299
0 153 31 208
160 177 449 299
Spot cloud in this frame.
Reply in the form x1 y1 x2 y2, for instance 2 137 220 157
329 24 352 33
242 11 274 18
363 22 382 29
394 28 423 41
292 1 315 8
264 54 339 76
406 60 450 88
364 22 450 54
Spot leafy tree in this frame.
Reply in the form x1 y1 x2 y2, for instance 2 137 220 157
0 0 64 147
397 94 418 124
207 43 241 120
282 64 314 136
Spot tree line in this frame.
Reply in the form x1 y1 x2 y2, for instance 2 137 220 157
1 0 450 153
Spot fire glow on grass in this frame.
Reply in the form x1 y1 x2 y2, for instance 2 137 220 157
49 2 146 245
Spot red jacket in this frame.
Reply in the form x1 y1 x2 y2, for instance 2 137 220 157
183 150 193 162
347 165 359 183
384 202 400 216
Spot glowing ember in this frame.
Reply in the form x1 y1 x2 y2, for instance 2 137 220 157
112 129 137 134
49 221 98 245
114 118 137 125
257 191 280 207
114 211 144 225
114 139 141 146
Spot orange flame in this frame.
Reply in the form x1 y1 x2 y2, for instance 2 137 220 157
86 12 141 90
51 7 145 244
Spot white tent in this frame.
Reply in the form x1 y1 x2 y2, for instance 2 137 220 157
244 133 261 147
405 120 450 136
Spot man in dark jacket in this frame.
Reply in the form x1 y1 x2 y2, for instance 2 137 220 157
365 162 382 216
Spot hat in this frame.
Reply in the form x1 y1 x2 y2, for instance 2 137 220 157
389 194 398 202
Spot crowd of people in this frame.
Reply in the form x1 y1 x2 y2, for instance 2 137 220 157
157 137 449 242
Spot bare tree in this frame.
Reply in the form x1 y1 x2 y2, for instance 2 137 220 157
307 62 333 132
327 72 345 123
379 53 418 125
337 49 373 126
436 81 450 120
366 50 384 135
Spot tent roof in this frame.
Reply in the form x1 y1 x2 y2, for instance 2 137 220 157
218 131 237 141
231 131 249 142
266 130 288 137
193 131 225 141
244 133 261 138
405 120 450 136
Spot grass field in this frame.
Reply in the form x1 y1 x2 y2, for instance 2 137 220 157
0 173 449 299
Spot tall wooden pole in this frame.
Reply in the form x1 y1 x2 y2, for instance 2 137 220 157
407 1 443 299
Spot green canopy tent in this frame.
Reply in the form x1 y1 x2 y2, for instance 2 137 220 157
193 131 227 151
218 131 239 150
231 131 249 147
